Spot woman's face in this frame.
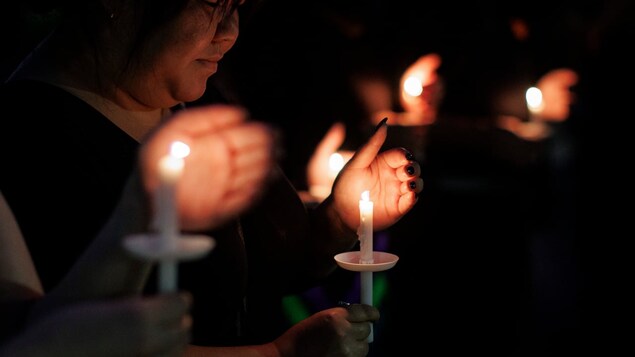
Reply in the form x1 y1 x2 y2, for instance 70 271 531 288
122 0 240 109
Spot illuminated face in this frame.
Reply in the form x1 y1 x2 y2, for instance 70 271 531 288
124 0 241 108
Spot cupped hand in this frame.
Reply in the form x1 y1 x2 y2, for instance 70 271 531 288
399 53 443 125
307 122 354 191
536 68 579 122
331 120 423 231
139 104 276 231
273 303 379 357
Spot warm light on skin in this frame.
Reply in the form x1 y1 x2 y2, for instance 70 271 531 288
526 87 544 113
403 76 423 97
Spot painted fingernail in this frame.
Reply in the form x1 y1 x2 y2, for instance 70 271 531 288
337 301 352 308
374 117 388 133
409 181 417 190
405 151 414 161
406 165 415 176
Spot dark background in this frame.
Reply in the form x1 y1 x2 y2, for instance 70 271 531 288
3 0 632 355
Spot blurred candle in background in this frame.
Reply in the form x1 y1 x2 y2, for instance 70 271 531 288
403 75 424 97
526 86 544 121
309 151 349 200
328 152 345 178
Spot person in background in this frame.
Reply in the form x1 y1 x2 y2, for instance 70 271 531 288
0 1 423 356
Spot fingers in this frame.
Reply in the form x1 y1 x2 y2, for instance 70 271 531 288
382 147 423 197
142 317 191 356
547 68 579 87
143 105 275 230
163 104 247 135
214 121 274 156
379 147 415 169
147 293 192 326
142 105 248 163
396 161 421 182
346 118 388 169
400 178 424 195
342 303 380 323
139 104 250 190
130 294 192 356
338 303 379 345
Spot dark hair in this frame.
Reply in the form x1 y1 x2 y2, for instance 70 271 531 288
47 0 238 89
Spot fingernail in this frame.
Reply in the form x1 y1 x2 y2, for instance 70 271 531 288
406 165 415 176
374 117 388 133
405 150 414 161
337 301 352 308
409 181 417 190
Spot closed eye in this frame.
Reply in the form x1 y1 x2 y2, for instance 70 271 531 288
201 0 220 8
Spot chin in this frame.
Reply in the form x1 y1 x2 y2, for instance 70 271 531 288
179 84 208 103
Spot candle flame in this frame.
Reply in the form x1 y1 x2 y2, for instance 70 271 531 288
525 87 543 113
404 76 423 97
361 190 370 202
170 141 190 159
328 152 345 173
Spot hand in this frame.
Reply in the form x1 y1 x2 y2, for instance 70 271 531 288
139 104 276 231
273 304 379 357
3 293 192 357
332 120 423 231
306 122 354 198
536 68 578 122
399 53 443 125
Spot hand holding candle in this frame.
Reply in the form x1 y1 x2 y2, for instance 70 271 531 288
328 119 422 232
331 119 422 345
125 138 214 293
125 104 276 294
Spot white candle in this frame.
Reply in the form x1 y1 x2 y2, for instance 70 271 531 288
361 270 374 343
358 190 374 343
155 141 189 292
358 190 374 264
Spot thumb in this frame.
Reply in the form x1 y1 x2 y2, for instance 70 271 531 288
346 117 388 169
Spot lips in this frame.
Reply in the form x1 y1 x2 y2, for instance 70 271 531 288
197 59 219 72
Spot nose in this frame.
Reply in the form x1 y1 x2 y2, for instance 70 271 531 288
214 11 239 52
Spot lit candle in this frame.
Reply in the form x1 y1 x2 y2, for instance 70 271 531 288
358 190 374 264
525 86 544 122
328 152 345 179
358 190 374 342
155 141 190 292
404 75 424 97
